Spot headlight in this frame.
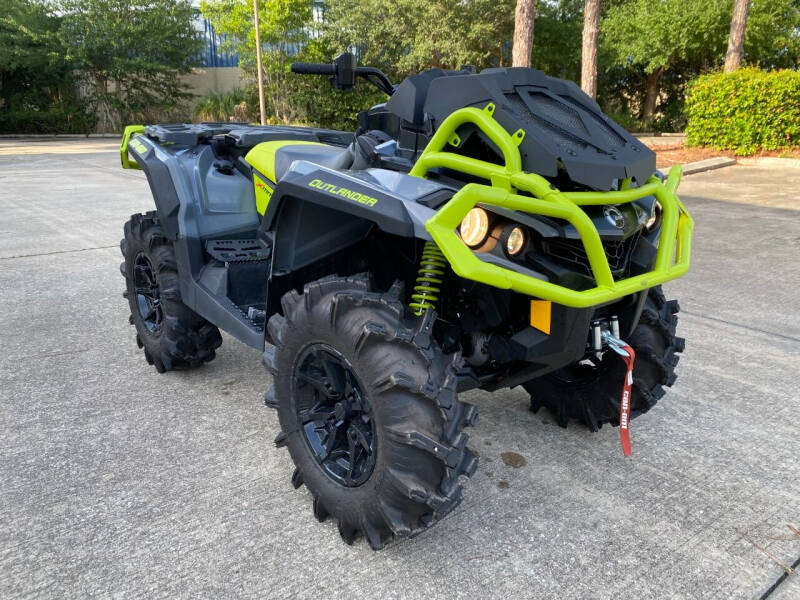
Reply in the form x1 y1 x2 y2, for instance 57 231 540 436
505 226 527 256
459 207 490 248
646 201 662 230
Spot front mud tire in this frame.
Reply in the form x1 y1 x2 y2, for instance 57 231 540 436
263 275 478 549
524 286 684 431
121 212 222 372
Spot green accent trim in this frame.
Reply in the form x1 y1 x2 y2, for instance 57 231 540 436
411 106 694 308
253 172 274 215
120 125 145 169
244 140 328 182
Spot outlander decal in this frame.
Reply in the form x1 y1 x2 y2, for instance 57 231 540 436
308 178 378 207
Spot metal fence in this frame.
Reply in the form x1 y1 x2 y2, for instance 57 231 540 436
196 1 327 68
197 19 239 68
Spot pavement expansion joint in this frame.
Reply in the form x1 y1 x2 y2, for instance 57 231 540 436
758 554 800 599
0 245 118 261
681 310 800 344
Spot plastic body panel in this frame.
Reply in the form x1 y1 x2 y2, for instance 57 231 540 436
245 141 330 182
262 161 457 276
245 141 353 184
121 130 264 348
120 127 459 349
122 131 260 240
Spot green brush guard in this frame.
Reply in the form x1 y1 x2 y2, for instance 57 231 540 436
410 103 694 308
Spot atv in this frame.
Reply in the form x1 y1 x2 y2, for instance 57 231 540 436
119 52 692 549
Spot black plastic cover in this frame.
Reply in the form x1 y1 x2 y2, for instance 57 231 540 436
143 123 354 149
399 67 655 190
385 68 452 127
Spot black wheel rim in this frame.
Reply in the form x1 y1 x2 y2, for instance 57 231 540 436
133 253 163 334
293 344 376 487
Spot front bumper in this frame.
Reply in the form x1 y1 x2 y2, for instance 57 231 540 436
411 105 693 308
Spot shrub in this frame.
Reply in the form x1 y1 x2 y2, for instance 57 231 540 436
285 77 386 132
193 87 258 123
0 103 97 135
685 68 800 155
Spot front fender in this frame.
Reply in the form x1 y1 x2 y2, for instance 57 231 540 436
263 162 451 275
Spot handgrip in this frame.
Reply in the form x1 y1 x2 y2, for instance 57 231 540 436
290 62 336 75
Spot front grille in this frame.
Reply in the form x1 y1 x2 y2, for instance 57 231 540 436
542 231 641 279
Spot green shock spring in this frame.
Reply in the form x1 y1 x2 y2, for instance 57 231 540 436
409 241 449 316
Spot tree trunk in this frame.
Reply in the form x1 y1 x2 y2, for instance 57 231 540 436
724 0 750 73
581 0 600 99
253 0 267 125
641 68 663 125
512 0 537 68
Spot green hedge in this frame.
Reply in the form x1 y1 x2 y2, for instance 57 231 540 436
685 68 800 155
0 105 97 135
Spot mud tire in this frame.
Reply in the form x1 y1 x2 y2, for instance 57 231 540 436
121 212 222 372
264 274 478 549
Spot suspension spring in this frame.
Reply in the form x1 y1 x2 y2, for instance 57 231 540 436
409 241 449 316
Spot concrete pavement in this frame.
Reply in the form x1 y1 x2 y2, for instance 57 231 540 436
0 138 120 156
1 142 798 599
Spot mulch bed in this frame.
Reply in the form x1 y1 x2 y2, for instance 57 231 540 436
651 143 800 169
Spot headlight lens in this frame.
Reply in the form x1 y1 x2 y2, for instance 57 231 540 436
459 207 490 248
646 201 662 230
505 226 527 256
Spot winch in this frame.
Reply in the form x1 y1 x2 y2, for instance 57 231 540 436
589 317 636 456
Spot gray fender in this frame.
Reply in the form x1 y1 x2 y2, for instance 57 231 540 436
262 161 452 276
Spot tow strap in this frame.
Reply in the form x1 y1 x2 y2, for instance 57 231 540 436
602 332 636 457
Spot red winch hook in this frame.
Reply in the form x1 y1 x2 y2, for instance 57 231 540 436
602 331 636 457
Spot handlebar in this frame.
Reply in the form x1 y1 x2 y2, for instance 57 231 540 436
290 53 395 96
290 63 336 75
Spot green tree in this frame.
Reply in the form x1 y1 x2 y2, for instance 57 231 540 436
203 0 517 128
200 0 311 122
602 0 730 124
743 0 800 69
602 0 800 126
0 0 94 133
530 0 584 81
59 0 202 131
0 0 63 105
321 0 515 78
293 0 517 129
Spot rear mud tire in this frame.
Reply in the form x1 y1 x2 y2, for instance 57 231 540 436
524 286 684 431
121 212 222 372
263 274 478 549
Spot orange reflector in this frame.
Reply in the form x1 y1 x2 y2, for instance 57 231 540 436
530 300 551 335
